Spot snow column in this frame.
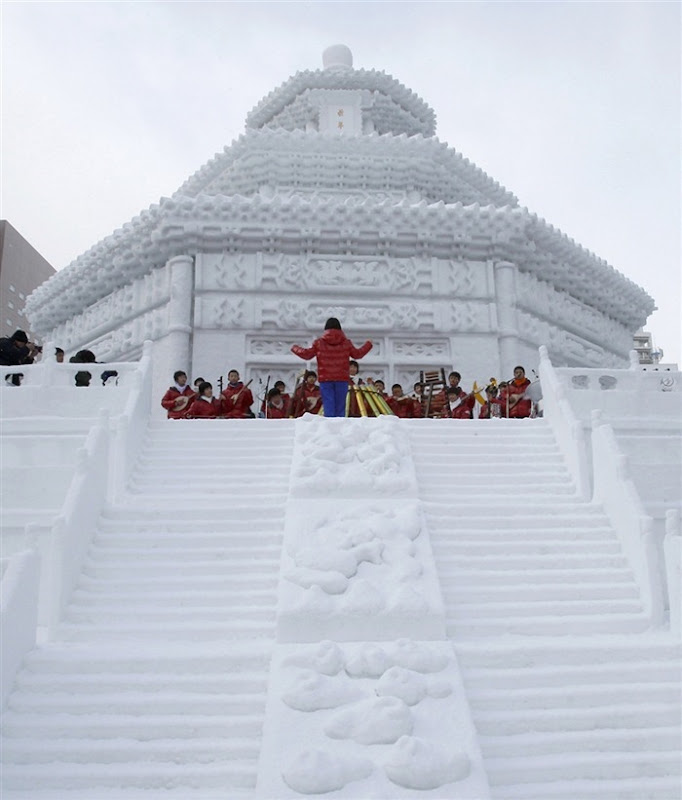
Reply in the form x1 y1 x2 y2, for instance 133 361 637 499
254 415 490 799
494 259 519 380
166 255 194 372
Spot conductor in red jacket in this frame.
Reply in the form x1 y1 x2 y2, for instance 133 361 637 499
291 318 372 417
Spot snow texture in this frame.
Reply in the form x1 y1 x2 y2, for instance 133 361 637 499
254 641 488 799
290 416 418 498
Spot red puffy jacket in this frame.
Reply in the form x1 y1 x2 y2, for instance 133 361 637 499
291 329 372 382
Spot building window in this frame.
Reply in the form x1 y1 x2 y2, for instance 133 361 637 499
9 285 15 292
7 301 14 309
18 293 25 300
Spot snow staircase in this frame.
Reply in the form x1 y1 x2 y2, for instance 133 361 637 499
408 417 682 800
1 419 295 799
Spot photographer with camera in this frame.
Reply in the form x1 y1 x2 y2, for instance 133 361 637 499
0 329 42 386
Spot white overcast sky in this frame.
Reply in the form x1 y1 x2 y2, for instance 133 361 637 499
2 0 680 363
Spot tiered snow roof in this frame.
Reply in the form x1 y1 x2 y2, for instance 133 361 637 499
25 193 654 335
246 45 435 136
25 46 655 342
175 128 518 206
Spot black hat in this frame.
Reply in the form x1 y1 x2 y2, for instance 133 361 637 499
324 317 341 330
12 330 28 343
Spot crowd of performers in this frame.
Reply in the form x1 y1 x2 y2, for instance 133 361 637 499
162 367 534 421
163 318 535 420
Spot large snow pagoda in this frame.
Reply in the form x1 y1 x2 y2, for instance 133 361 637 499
25 45 654 400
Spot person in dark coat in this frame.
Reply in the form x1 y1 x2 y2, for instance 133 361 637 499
291 318 372 417
0 330 38 385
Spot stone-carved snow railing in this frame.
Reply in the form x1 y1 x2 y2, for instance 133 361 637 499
591 410 665 627
0 549 40 708
663 510 681 637
109 340 154 503
0 341 153 420
256 414 490 799
46 409 110 638
538 346 590 499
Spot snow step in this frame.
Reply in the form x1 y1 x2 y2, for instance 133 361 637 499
442 582 639 601
468 681 680 712
484 750 681 785
57 621 275 642
7 690 268 716
489 775 682 800
480 726 682 757
448 612 650 637
472 702 681 735
1 711 265 741
1 736 260 764
14 672 267 694
0 761 257 791
449 598 644 617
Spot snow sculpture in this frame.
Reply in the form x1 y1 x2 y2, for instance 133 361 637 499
282 749 374 794
256 640 488 798
384 736 471 790
24 46 655 406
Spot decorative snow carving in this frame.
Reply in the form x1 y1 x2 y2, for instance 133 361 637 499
324 696 413 744
392 339 449 357
198 296 246 328
384 736 471 790
282 669 366 712
282 749 374 794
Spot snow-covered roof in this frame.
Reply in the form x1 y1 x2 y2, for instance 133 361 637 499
25 194 654 335
174 128 518 207
246 46 435 136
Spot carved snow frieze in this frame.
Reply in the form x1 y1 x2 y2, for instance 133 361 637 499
248 337 302 357
516 271 632 354
45 267 171 353
440 259 489 298
445 301 492 333
86 306 169 362
260 299 427 332
392 340 450 359
197 295 248 328
263 254 427 295
517 307 629 364
197 253 254 291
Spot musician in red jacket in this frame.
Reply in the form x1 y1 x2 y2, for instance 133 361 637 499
264 387 288 419
291 371 323 417
387 384 414 418
478 383 503 419
291 318 372 417
503 366 532 418
440 385 476 419
187 382 220 418
161 371 196 419
220 370 254 419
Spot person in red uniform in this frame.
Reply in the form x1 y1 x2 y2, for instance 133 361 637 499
186 381 220 419
440 385 476 419
220 370 254 418
291 318 372 417
410 382 425 418
161 371 196 419
503 366 532 418
274 381 291 416
264 387 288 419
478 383 503 419
387 384 414 418
291 371 323 417
187 381 220 418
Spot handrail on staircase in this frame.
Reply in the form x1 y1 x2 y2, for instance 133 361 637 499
537 346 590 500
45 409 110 638
0 548 40 708
591 410 666 628
109 340 154 504
663 509 681 637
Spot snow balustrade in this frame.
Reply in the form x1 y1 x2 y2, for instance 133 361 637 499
539 346 681 633
0 342 154 698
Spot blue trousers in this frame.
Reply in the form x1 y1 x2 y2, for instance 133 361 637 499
319 381 348 417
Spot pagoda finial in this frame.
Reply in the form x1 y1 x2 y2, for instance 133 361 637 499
322 44 353 70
